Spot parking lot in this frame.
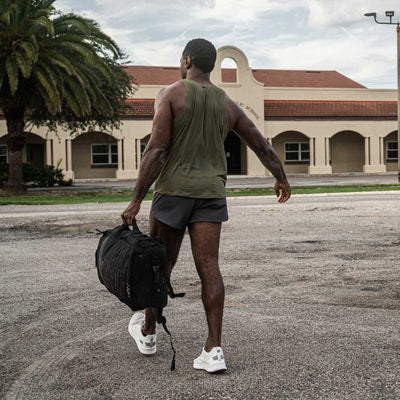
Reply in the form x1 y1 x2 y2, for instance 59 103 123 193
1 192 399 399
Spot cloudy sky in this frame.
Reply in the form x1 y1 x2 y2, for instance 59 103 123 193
56 0 400 89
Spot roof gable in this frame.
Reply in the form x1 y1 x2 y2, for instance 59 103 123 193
123 66 366 88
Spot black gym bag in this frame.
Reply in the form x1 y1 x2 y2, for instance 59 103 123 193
95 221 184 370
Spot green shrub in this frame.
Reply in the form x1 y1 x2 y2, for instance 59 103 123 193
23 163 36 183
0 163 65 187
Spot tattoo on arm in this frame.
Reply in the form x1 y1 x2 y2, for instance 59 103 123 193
233 111 288 183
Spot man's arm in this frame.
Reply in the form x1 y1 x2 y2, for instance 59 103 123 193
229 99 291 203
121 88 173 224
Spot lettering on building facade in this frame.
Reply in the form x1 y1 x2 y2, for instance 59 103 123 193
234 101 260 120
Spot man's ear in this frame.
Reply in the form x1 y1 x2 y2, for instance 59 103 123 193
185 56 193 69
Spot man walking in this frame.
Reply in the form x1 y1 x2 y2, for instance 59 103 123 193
121 38 291 373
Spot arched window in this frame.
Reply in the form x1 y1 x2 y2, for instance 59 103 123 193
221 57 237 83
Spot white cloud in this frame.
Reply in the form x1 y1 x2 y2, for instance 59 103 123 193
304 0 400 28
55 0 400 88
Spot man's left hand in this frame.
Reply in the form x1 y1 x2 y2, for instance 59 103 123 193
121 201 141 225
274 180 291 203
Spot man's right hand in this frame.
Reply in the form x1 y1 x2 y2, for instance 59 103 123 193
274 180 291 203
121 201 141 225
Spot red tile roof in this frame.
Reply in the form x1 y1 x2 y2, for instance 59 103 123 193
123 66 366 88
264 100 397 118
253 70 365 88
125 99 397 119
126 99 154 116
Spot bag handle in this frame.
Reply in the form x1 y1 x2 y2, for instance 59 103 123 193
128 220 141 234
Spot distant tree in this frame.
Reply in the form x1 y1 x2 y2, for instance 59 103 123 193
0 0 135 191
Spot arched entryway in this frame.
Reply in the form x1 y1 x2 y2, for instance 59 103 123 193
25 132 46 168
330 131 364 173
0 132 46 168
224 131 246 174
72 132 117 179
384 131 398 172
272 131 310 174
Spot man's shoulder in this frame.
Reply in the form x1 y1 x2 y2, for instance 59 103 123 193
156 81 185 103
160 81 185 95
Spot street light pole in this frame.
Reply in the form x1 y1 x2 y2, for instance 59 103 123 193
397 24 400 183
365 11 400 183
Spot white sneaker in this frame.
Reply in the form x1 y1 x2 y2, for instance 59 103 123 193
193 347 227 373
128 312 157 355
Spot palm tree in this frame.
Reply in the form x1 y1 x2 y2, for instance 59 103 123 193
0 0 134 191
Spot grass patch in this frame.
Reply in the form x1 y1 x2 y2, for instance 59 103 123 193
0 184 398 205
226 184 400 197
0 190 151 205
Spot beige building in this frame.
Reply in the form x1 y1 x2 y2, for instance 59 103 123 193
0 46 398 180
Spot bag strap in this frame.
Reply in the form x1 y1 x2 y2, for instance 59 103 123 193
167 280 185 298
157 308 176 371
130 220 141 234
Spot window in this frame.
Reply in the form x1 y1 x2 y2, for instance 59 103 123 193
284 142 310 163
386 141 398 162
91 144 118 166
0 145 7 163
140 142 147 158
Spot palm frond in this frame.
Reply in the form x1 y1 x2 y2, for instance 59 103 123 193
0 0 134 131
34 65 61 113
33 15 54 35
5 55 18 94
63 75 91 115
17 40 38 62
45 50 76 75
15 49 33 78
63 87 85 118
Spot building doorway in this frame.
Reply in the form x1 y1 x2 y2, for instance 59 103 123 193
330 131 364 173
26 143 45 168
224 131 242 174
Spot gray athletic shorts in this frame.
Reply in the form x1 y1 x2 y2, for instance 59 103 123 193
151 192 229 230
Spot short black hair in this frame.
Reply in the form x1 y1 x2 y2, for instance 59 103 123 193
182 39 217 73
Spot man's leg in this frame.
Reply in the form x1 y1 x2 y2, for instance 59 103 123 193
188 222 224 351
142 213 186 335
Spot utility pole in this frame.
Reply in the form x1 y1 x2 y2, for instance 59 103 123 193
365 11 400 183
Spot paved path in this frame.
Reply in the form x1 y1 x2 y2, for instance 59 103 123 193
27 173 398 192
1 192 400 399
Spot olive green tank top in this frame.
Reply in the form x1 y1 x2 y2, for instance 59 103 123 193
154 79 229 198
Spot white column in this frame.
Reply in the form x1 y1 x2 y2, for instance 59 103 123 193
117 139 123 171
325 138 330 167
64 139 74 180
46 139 53 165
52 138 67 171
308 137 332 174
309 137 314 167
116 138 138 179
136 139 141 170
363 136 386 173
380 137 385 166
364 137 370 165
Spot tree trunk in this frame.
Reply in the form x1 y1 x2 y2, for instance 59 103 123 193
3 108 26 193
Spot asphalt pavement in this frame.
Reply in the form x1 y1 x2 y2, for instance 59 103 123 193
1 192 399 399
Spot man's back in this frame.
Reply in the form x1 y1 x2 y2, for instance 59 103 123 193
154 79 229 198
121 38 290 374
